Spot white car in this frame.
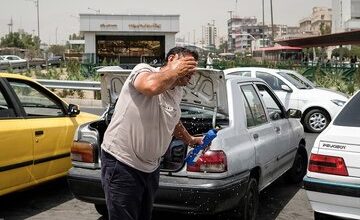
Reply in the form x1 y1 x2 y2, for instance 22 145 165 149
304 90 360 220
0 55 27 64
224 67 348 133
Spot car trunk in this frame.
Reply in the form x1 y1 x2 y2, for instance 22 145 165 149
316 126 360 179
98 66 229 173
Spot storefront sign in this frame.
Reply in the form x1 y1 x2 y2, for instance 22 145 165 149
128 23 161 29
100 24 118 29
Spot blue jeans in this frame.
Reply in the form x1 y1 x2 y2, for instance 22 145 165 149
101 150 160 220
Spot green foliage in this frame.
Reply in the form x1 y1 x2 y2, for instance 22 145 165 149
65 59 84 98
48 45 66 56
332 47 351 58
0 32 40 49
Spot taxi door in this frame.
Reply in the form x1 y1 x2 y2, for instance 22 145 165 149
0 80 33 195
6 78 73 182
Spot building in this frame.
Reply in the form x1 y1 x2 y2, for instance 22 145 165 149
273 25 300 39
203 22 217 50
299 7 332 36
79 14 179 64
227 16 257 52
332 0 360 33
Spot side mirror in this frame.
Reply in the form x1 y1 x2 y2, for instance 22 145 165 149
68 104 80 116
281 84 292 93
287 109 302 119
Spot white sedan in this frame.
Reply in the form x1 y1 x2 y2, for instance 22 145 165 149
224 67 348 133
304 90 360 220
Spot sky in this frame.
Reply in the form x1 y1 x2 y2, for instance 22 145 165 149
0 0 331 45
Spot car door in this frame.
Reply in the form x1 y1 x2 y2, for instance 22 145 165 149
0 80 33 195
240 84 278 188
255 71 295 110
255 83 296 179
6 78 73 182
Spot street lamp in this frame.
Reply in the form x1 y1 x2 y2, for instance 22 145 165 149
26 0 40 40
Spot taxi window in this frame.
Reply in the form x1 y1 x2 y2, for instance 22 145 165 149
8 80 65 117
0 86 16 118
333 92 360 127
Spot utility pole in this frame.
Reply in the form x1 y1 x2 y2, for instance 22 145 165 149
7 17 13 33
262 0 265 48
270 0 274 44
193 29 196 45
36 0 39 39
55 27 58 44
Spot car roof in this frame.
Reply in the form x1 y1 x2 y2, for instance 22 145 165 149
0 72 35 81
226 74 267 84
223 67 281 74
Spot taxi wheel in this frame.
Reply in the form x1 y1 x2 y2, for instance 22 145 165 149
95 204 108 216
303 109 330 133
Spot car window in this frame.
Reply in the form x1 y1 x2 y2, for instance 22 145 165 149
241 84 268 127
256 83 285 120
8 80 65 117
0 86 16 118
333 92 360 127
228 71 251 77
256 71 287 91
277 72 313 89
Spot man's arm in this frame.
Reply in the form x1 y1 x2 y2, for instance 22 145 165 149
133 55 197 96
173 121 203 146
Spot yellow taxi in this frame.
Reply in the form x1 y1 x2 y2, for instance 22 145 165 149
0 73 99 196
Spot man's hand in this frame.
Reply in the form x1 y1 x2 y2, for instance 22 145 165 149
168 54 197 77
187 136 203 147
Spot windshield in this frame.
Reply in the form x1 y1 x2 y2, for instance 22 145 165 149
181 104 228 120
333 92 360 127
278 71 314 89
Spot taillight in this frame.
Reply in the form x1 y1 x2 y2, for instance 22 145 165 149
308 153 348 176
71 141 95 163
187 150 227 173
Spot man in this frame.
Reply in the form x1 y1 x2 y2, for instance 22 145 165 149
100 47 203 220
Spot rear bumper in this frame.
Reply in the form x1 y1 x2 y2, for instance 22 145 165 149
303 176 360 219
67 167 249 214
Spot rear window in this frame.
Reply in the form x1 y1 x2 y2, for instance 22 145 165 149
333 92 360 127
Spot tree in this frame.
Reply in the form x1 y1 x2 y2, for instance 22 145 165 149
0 32 40 50
48 45 66 56
320 23 331 35
332 47 351 58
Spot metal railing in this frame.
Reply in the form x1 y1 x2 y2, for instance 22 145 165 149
36 79 100 91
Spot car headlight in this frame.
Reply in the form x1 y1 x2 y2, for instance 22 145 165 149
331 99 346 107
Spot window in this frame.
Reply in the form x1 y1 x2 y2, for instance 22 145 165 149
0 86 16 118
256 71 287 91
8 80 65 117
333 92 360 127
256 84 285 121
241 84 267 127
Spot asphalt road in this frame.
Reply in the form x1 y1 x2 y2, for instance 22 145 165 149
0 133 318 220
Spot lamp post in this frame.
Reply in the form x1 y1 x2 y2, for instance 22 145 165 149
26 0 40 40
270 0 275 44
262 0 265 48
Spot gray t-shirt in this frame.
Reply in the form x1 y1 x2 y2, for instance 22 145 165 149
101 64 183 173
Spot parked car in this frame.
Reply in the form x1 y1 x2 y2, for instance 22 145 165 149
0 55 27 69
0 73 99 196
46 56 64 67
304 90 360 220
223 67 348 133
67 67 307 219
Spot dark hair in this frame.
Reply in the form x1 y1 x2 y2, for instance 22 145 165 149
163 46 199 66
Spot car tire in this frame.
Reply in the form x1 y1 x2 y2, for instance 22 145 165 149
285 148 308 183
235 177 259 220
94 204 108 216
303 109 330 133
